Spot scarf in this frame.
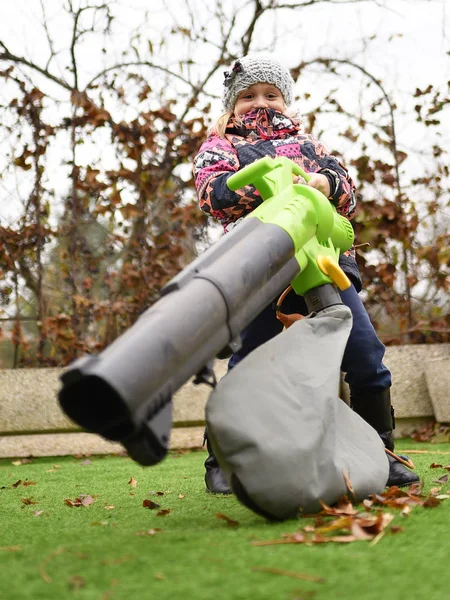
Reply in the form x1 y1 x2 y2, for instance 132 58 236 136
226 108 301 140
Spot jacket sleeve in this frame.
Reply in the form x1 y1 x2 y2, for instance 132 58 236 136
300 137 357 220
193 135 263 224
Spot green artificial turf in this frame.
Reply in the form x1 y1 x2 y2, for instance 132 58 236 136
1 440 450 600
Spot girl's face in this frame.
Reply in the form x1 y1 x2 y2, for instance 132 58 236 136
234 83 286 116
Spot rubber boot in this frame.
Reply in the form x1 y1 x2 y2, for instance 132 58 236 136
350 388 420 488
203 429 232 495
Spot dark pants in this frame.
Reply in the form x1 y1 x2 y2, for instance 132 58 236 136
228 284 391 391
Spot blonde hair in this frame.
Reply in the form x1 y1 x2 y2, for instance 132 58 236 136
209 111 235 138
209 108 302 139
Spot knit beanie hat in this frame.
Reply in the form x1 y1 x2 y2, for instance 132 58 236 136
222 54 294 111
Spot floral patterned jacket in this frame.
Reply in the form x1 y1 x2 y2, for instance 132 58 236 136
193 109 362 291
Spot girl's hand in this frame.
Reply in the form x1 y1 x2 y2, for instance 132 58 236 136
292 173 331 197
306 173 330 197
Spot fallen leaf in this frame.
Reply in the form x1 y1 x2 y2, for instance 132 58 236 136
64 495 94 507
12 480 22 488
423 496 441 507
157 509 172 517
136 528 162 536
178 494 185 499
100 555 134 566
429 463 443 469
11 458 32 466
104 505 115 510
128 477 137 488
21 497 38 505
216 513 240 527
142 499 160 510
342 470 355 500
68 575 86 590
390 526 404 534
252 566 325 583
433 474 449 484
33 510 44 517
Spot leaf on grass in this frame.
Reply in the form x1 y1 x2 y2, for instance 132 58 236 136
136 528 162 536
65 495 94 507
128 477 137 488
11 458 32 466
178 494 185 499
100 555 134 566
252 566 325 583
33 510 45 517
157 509 172 517
390 525 404 534
156 491 164 496
21 497 38 505
423 496 441 508
433 474 449 484
68 575 86 590
216 513 240 527
104 505 115 510
319 496 358 516
142 499 160 510
12 480 22 488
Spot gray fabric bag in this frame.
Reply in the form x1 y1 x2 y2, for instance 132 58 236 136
206 304 389 520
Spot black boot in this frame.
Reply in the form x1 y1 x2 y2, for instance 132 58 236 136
350 388 420 488
203 429 232 495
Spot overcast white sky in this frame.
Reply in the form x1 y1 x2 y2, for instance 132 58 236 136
0 0 448 225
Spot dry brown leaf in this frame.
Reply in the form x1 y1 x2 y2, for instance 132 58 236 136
156 509 172 517
342 471 355 500
68 575 86 590
142 499 160 510
216 513 240 527
21 497 38 505
64 495 94 507
128 477 137 488
433 474 449 484
136 528 162 536
12 480 22 488
252 566 325 583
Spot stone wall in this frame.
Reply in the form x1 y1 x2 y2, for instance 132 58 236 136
0 344 449 457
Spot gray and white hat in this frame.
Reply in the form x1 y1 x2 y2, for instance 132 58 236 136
222 54 294 111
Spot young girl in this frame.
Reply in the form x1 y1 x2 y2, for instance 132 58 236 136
193 54 418 494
